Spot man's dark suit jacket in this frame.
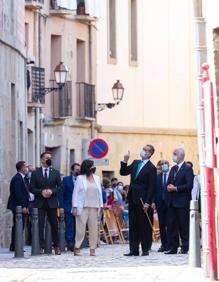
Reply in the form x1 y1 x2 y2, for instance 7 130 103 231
120 160 157 205
58 176 74 213
155 173 170 209
166 162 194 208
7 173 29 212
30 167 62 208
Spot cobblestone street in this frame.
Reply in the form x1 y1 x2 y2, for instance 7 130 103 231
0 243 209 282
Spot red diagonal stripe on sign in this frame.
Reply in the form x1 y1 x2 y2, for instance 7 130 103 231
92 142 105 154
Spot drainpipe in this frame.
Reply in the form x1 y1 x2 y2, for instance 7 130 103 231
88 22 95 139
35 107 40 166
192 0 209 277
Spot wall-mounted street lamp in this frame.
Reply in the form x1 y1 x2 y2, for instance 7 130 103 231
97 80 124 112
40 62 68 95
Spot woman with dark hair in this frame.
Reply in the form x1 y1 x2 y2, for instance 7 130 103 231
72 159 103 256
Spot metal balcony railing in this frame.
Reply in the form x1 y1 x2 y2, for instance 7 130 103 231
27 66 45 104
51 80 72 118
77 82 95 120
25 0 44 9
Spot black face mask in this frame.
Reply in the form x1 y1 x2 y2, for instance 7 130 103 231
90 167 96 174
46 159 52 167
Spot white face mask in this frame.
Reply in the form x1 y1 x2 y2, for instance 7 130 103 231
172 155 178 163
140 150 146 159
118 185 123 192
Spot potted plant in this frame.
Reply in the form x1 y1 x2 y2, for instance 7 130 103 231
77 1 85 15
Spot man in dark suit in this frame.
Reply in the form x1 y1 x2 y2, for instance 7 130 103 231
30 151 62 255
58 163 80 251
7 161 29 251
154 160 170 252
165 147 194 254
120 145 157 256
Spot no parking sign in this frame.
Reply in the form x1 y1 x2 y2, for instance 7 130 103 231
88 138 109 159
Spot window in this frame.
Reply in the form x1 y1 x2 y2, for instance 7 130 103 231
25 23 29 49
51 35 62 79
69 149 75 167
77 82 95 119
18 121 23 160
102 171 115 180
108 0 117 63
129 0 138 64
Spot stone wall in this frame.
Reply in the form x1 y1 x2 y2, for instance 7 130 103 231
0 0 26 247
96 126 199 181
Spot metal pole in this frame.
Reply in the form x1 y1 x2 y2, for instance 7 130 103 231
14 206 24 258
31 208 40 256
45 216 52 254
192 0 209 276
202 65 218 280
189 200 201 267
59 211 65 252
206 167 218 280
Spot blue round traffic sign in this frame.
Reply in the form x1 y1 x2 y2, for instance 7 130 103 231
88 138 109 159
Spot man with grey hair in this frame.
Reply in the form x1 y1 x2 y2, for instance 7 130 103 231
165 147 194 254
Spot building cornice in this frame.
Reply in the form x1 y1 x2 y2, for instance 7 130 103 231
97 125 197 137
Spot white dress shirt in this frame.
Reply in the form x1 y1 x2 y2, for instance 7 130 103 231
42 167 49 178
138 159 149 174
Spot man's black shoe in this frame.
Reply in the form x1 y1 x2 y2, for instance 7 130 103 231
164 249 178 254
179 248 188 254
142 251 149 256
158 246 166 252
67 244 75 252
124 252 139 256
9 246 14 252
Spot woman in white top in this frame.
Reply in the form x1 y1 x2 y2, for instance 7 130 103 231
72 159 103 256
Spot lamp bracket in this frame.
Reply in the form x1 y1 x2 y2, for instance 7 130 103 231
96 102 120 112
39 86 63 96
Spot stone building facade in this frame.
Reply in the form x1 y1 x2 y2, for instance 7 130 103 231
0 0 27 247
95 0 199 179
25 0 99 175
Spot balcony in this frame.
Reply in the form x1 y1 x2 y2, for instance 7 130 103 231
25 0 44 10
75 0 98 22
50 0 76 16
50 0 98 21
51 80 72 118
77 82 95 120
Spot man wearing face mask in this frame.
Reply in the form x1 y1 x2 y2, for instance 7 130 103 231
154 160 170 252
7 161 29 251
58 163 81 252
120 145 157 256
165 147 194 254
30 151 62 255
111 178 123 205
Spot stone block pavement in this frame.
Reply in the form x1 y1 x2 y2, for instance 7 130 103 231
0 242 210 282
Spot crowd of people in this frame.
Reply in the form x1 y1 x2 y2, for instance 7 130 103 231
7 145 200 257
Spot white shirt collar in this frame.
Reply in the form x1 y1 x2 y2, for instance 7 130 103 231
19 172 25 178
177 161 184 170
42 166 49 171
142 159 149 165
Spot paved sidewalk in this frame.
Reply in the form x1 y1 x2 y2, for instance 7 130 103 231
0 243 209 282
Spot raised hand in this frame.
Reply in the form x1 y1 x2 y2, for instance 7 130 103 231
124 150 130 163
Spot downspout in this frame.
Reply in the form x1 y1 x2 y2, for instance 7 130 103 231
89 22 95 139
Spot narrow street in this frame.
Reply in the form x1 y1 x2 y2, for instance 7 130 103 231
0 243 208 282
